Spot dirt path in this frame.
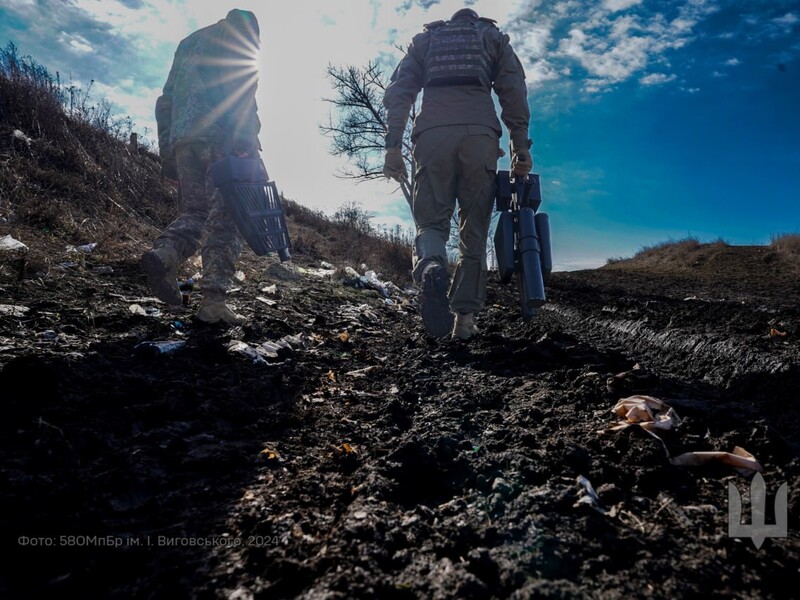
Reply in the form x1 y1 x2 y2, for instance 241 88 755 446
1 257 798 598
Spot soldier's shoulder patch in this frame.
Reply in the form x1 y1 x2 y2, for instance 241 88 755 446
423 20 446 32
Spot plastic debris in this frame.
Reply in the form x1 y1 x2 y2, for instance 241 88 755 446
133 340 186 357
575 475 606 514
228 341 267 364
256 296 277 306
13 129 32 144
129 304 148 316
261 284 277 294
67 242 98 253
0 304 30 316
0 235 28 252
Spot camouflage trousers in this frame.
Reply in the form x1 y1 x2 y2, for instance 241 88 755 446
153 143 242 296
411 124 498 314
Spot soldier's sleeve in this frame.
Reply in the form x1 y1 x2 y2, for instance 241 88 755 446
382 35 425 148
154 50 179 159
491 33 531 150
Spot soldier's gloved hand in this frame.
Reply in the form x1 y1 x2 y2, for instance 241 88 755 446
511 147 532 178
383 147 407 182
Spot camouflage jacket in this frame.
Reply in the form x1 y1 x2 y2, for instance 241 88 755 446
155 17 260 160
383 16 529 150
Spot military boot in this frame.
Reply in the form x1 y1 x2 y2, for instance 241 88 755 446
452 312 479 340
196 293 247 326
140 246 182 306
419 262 453 338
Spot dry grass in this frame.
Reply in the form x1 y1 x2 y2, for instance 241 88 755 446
0 41 415 287
605 236 733 270
771 233 800 259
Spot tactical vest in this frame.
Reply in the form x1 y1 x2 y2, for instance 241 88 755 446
423 19 493 90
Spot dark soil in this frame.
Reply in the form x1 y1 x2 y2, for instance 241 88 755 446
1 242 799 599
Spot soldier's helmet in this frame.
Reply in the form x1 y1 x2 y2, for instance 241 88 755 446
451 8 479 20
226 9 260 47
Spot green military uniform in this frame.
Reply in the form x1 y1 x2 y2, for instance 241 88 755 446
383 10 530 316
148 9 260 301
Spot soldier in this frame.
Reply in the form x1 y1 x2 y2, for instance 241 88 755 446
140 9 261 326
383 7 532 339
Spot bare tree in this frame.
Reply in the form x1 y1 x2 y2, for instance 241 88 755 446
320 61 415 206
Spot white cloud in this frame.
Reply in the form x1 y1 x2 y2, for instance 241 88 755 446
723 57 740 66
603 0 642 13
773 12 799 26
61 32 94 54
550 0 719 92
639 72 676 85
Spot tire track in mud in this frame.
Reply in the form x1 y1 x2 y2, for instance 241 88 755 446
541 303 799 386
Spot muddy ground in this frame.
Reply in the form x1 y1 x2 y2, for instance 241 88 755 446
1 242 799 599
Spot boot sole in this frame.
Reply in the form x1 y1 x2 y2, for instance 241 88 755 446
420 266 453 338
140 251 182 306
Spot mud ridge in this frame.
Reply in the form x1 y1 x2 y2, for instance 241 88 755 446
542 303 798 386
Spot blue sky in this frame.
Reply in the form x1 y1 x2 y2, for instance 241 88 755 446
1 0 798 270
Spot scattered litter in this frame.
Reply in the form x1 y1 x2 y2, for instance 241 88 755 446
0 235 28 252
256 296 277 306
345 365 380 378
228 341 267 364
92 266 114 274
321 261 334 269
261 284 277 295
57 262 79 269
0 304 30 316
13 129 32 144
603 395 763 473
308 266 336 278
338 331 350 343
258 333 316 359
608 395 681 433
669 446 763 474
133 340 186 357
769 328 787 338
267 262 301 281
260 447 280 461
128 304 162 317
339 266 402 299
338 303 380 324
234 270 246 282
575 475 606 514
67 242 97 254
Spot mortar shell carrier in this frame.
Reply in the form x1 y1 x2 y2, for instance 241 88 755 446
210 156 292 262
493 171 552 320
